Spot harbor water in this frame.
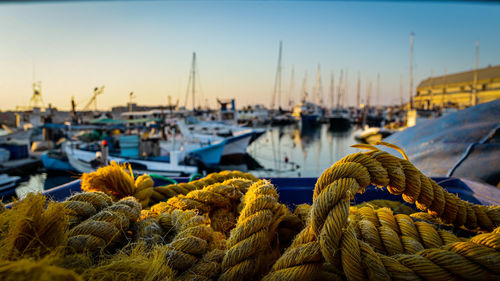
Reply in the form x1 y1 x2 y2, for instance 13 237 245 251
13 124 361 197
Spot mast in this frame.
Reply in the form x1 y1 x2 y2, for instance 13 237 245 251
329 72 335 110
376 72 380 106
315 64 323 105
367 80 372 107
472 40 479 106
289 65 295 110
301 71 308 101
356 72 361 108
192 52 196 110
336 70 344 109
409 32 414 109
344 69 348 108
271 41 283 110
399 75 403 107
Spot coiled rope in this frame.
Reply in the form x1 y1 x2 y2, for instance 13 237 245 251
67 197 141 253
262 148 500 281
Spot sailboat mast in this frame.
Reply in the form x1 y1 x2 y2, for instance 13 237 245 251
289 65 295 110
367 80 372 107
316 64 322 105
192 52 196 110
329 72 335 110
399 75 403 107
336 70 343 109
271 41 283 110
344 69 348 108
356 72 361 108
376 72 380 106
302 71 308 101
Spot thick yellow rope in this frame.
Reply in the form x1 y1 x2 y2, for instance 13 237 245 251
263 150 500 281
150 171 258 204
158 178 253 214
219 180 286 281
62 192 112 226
163 210 217 274
67 197 141 253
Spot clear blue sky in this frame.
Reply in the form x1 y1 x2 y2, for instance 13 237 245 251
0 0 499 110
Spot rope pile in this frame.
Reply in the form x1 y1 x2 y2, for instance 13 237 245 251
0 145 499 280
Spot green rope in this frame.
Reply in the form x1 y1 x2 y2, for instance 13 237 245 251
149 174 178 185
189 173 203 182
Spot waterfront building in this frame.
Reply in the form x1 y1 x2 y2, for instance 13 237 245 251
414 65 500 109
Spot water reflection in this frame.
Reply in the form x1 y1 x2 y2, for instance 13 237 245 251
248 124 359 178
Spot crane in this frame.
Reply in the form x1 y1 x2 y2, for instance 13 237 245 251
30 81 44 108
83 86 105 111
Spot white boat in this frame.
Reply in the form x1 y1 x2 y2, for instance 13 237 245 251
63 142 197 177
0 128 33 143
0 174 21 192
183 117 264 159
354 125 395 144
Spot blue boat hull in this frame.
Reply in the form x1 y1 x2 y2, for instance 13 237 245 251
41 151 77 172
189 140 226 166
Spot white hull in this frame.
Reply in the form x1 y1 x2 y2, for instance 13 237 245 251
64 143 197 177
222 134 252 156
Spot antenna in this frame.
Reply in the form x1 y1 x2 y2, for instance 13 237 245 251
472 40 479 106
271 41 283 110
409 32 414 109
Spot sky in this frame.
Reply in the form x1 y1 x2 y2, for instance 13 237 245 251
0 0 499 111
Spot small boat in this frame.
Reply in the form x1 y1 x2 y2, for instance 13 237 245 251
41 150 77 172
0 173 21 192
183 117 263 159
327 108 352 131
354 126 394 144
63 141 198 177
292 101 322 127
0 128 33 143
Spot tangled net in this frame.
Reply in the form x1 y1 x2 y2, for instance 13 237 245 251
0 145 499 280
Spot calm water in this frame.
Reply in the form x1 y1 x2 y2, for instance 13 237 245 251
13 124 361 198
246 124 359 178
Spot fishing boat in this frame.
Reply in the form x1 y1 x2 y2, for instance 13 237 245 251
292 101 322 127
41 149 77 172
0 128 33 143
63 141 197 177
183 117 264 160
326 108 352 131
354 125 394 144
